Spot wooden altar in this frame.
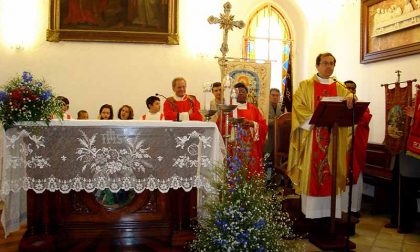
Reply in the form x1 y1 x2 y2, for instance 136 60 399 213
21 189 196 251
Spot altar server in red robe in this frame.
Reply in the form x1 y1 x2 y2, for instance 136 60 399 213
217 82 268 175
341 80 372 216
163 77 203 121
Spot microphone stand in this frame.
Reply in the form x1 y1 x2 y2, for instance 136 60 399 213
346 93 356 251
155 93 167 100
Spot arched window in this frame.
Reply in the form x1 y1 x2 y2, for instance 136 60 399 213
243 4 292 110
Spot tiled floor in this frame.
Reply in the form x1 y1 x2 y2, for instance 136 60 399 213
303 211 420 251
352 214 419 252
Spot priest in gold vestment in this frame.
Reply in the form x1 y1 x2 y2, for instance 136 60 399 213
288 52 354 219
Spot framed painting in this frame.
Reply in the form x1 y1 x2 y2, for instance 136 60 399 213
47 0 179 44
360 0 420 63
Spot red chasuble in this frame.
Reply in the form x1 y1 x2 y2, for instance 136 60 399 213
407 88 420 158
309 82 337 196
217 103 268 175
350 108 372 183
163 95 203 121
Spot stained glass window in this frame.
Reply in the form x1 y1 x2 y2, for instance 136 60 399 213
243 4 292 94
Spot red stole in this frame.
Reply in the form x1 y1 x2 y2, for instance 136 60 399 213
163 95 203 121
309 82 337 196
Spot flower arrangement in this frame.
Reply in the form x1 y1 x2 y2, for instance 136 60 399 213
0 71 64 130
191 127 302 251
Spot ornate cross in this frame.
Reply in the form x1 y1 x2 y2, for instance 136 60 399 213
208 2 245 59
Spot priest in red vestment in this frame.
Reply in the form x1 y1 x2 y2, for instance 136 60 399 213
217 82 268 175
163 77 203 121
288 52 355 219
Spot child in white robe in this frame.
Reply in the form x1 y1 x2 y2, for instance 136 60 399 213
141 96 164 120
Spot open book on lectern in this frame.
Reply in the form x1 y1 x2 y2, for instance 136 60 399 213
309 97 370 127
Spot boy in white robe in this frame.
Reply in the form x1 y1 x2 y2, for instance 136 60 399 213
141 96 164 120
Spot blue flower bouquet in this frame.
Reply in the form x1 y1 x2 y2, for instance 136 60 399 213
0 71 64 130
190 128 302 251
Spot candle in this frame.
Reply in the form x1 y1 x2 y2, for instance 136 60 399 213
223 75 231 105
231 88 238 105
205 92 211 110
202 83 211 110
204 83 212 110
224 87 231 105
232 88 238 118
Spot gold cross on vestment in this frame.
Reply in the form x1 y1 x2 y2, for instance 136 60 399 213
208 2 245 59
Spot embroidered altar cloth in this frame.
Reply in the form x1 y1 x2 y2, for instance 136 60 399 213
0 120 225 236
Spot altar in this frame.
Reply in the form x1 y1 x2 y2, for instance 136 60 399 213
0 120 224 250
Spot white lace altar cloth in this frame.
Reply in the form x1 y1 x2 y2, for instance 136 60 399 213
0 120 225 237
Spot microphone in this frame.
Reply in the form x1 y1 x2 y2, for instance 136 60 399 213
155 93 167 99
332 77 349 90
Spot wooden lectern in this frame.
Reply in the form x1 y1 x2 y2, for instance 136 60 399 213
308 100 369 251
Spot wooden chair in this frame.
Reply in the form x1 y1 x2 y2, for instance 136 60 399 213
272 112 292 185
363 143 393 214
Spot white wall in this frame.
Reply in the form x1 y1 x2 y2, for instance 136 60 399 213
0 0 225 119
0 0 419 143
289 0 419 144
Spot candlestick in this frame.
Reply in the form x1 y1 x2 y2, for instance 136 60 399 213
217 104 237 154
199 109 217 122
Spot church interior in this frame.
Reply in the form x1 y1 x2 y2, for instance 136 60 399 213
0 0 419 251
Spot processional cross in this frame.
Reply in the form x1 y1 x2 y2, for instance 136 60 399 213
208 2 245 74
208 2 245 150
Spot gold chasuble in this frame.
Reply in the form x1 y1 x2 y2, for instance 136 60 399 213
288 75 350 201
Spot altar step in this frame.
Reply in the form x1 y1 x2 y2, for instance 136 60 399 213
0 212 187 252
18 235 188 252
56 238 187 252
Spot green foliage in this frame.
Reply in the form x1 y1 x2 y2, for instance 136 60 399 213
0 72 64 130
191 128 303 251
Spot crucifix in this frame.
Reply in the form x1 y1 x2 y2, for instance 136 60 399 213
208 2 245 76
395 70 402 83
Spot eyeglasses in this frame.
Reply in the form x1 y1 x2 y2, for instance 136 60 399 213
320 61 335 66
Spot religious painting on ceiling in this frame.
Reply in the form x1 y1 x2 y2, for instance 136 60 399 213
360 0 420 63
47 0 179 44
